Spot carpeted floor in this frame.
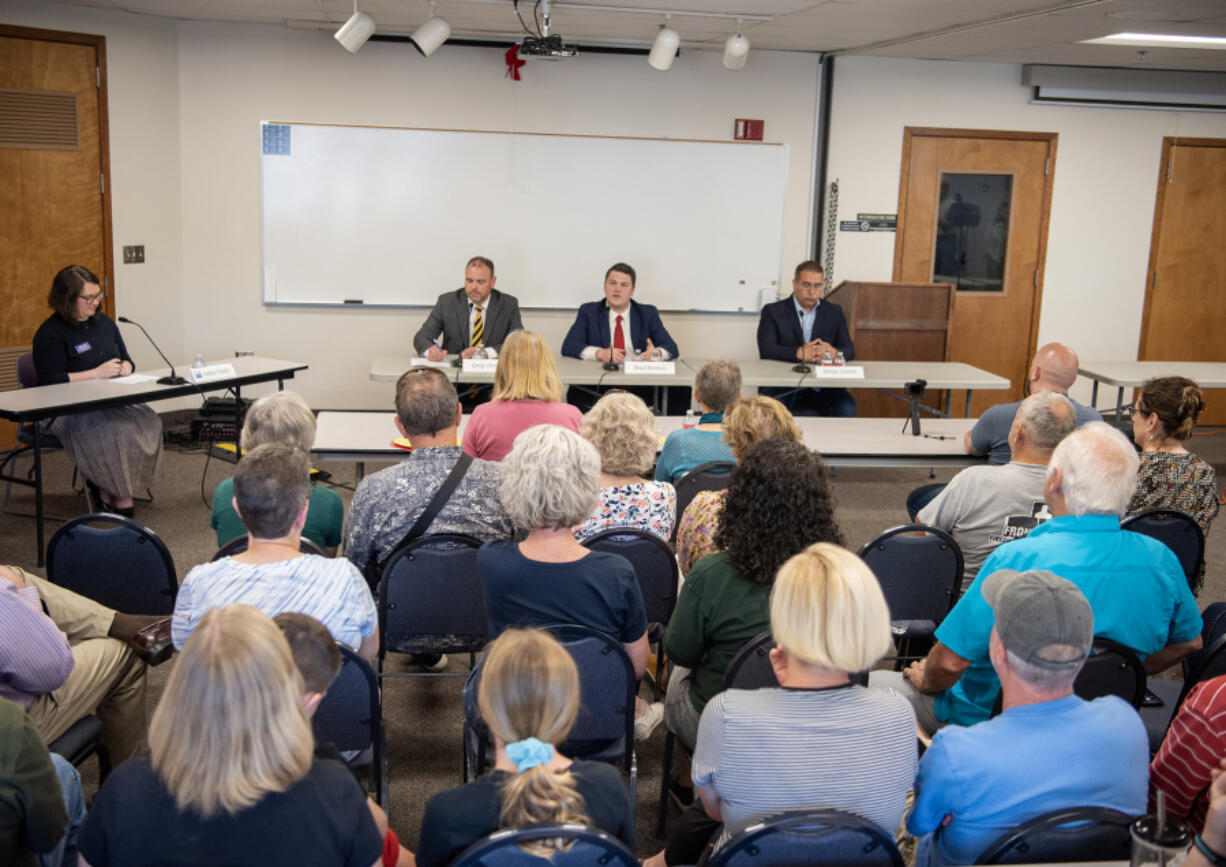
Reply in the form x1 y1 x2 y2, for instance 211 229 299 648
2 419 1223 858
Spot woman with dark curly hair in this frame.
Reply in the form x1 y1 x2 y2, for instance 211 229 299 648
661 438 844 752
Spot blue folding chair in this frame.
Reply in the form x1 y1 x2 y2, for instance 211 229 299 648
672 461 735 543
1123 508 1204 594
449 823 638 866
313 646 387 808
708 809 904 867
46 513 177 615
974 806 1134 864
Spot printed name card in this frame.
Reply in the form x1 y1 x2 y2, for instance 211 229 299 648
189 362 238 383
812 366 865 379
623 361 676 375
462 358 500 373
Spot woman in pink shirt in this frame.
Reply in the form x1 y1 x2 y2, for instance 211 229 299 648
463 330 582 461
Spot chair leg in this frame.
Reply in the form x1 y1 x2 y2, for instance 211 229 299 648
657 729 675 837
95 742 112 783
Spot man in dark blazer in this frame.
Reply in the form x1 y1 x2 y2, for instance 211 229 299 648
412 256 524 360
561 262 681 411
756 260 857 416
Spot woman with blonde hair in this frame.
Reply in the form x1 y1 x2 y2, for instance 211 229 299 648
675 395 803 573
210 389 344 555
417 629 633 867
462 330 582 461
576 391 677 542
647 544 917 867
78 604 383 866
1127 376 1218 592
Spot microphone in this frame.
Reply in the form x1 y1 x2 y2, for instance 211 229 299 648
117 316 188 385
602 310 619 372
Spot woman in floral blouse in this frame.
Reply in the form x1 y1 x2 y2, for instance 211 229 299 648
676 396 803 574
1127 376 1219 593
575 391 676 542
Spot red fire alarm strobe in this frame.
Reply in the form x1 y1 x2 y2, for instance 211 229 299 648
734 119 764 141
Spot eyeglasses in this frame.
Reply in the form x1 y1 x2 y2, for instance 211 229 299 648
1124 404 1151 420
77 291 105 305
796 281 822 291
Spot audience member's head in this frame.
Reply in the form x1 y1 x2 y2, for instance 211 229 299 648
717 439 843 585
501 425 600 531
233 442 311 540
150 604 313 818
477 629 588 849
1029 343 1079 392
492 330 563 403
983 569 1092 696
1136 376 1205 443
1013 390 1076 455
694 361 742 414
771 543 893 675
241 391 316 453
394 367 460 438
580 392 658 478
274 611 341 718
1045 422 1139 517
723 396 802 460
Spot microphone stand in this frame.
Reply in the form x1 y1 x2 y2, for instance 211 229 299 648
602 310 619 372
117 316 188 385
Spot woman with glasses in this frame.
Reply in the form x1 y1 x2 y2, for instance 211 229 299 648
31 264 162 517
1127 376 1219 592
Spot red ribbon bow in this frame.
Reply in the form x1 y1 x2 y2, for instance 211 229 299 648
505 44 525 81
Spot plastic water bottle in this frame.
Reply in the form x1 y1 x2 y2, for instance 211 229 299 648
192 354 205 370
683 409 698 429
835 351 846 366
821 351 833 368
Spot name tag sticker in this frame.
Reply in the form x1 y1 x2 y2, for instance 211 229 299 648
461 358 499 373
813 366 865 379
74 341 92 355
623 361 676 375
190 362 237 383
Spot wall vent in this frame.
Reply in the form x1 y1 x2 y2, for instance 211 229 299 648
0 89 80 150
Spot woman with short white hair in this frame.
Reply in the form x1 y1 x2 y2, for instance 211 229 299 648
646 543 918 867
210 390 344 555
78 604 383 866
575 391 676 542
478 424 662 739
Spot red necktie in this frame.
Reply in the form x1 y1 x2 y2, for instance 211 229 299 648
613 314 625 352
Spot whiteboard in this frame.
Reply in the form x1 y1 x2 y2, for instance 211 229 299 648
260 122 788 312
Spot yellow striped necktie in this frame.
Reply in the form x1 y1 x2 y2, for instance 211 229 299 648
471 304 484 347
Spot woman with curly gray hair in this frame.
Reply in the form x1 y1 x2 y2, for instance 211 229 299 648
575 392 676 542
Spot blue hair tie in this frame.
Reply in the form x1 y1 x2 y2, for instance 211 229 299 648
505 737 553 773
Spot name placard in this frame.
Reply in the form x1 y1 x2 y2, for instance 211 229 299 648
410 358 453 369
462 358 500 373
190 362 238 383
812 366 865 379
623 361 677 375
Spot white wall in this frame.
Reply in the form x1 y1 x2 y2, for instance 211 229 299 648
826 55 1226 406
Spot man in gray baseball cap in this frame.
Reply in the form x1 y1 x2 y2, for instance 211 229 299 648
908 570 1148 867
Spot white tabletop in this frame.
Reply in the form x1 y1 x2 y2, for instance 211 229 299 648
1078 360 1226 389
313 411 979 469
0 356 308 421
369 354 698 386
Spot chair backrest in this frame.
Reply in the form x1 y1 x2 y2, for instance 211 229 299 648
1073 638 1147 708
719 631 779 692
379 533 487 657
46 514 178 615
858 524 963 627
974 806 1134 864
709 809 904 867
16 353 38 389
1176 629 1226 710
1122 508 1205 593
581 528 679 628
547 624 636 766
313 645 381 754
211 534 325 561
672 460 735 540
450 823 638 867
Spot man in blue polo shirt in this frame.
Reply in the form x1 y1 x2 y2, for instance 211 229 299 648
873 422 1202 734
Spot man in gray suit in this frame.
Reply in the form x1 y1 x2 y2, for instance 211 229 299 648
413 256 524 361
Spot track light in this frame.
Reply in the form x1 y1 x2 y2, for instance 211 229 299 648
648 17 680 71
411 3 451 57
723 32 749 70
335 0 375 53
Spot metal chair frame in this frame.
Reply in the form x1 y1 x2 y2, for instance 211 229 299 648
708 808 905 867
313 645 388 808
974 806 1135 864
449 822 638 867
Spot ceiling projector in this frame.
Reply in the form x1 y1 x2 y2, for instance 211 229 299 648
519 33 578 59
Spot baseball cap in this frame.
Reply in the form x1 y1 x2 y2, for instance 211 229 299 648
981 569 1093 670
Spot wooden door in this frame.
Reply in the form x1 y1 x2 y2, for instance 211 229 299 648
0 25 112 448
1139 138 1226 426
893 128 1056 417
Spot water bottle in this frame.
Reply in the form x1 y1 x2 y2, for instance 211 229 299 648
821 350 833 368
835 351 846 366
192 354 205 370
683 409 698 429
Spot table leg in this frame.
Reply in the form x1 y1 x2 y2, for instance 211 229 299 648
1115 387 1125 420
964 390 973 418
234 386 243 462
1090 380 1099 407
33 421 45 568
356 462 366 484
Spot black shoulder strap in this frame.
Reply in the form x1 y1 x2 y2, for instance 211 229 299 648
402 452 473 545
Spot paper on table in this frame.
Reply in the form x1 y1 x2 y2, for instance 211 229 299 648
410 358 453 369
112 374 157 384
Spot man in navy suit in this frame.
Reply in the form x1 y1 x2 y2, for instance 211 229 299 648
756 260 857 416
561 263 682 411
